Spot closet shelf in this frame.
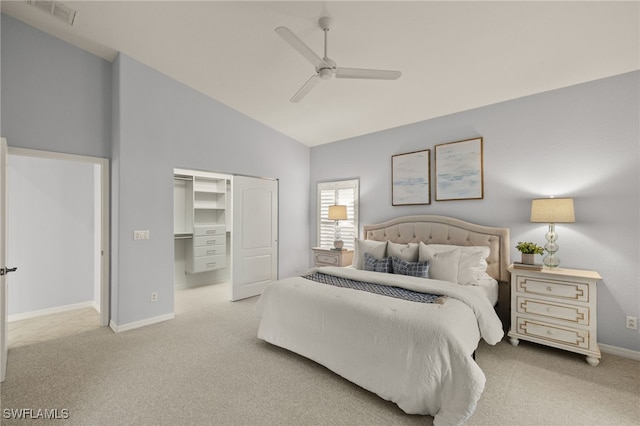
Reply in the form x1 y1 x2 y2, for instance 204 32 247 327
174 232 193 240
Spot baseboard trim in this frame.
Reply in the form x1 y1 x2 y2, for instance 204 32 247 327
600 343 640 361
109 313 175 333
8 301 96 322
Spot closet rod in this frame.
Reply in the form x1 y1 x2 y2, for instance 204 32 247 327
174 175 193 181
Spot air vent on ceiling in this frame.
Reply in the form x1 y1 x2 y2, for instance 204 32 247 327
28 1 77 26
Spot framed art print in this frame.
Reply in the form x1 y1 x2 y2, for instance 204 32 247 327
435 137 484 201
392 149 431 205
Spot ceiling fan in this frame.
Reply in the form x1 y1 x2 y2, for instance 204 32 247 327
275 17 402 103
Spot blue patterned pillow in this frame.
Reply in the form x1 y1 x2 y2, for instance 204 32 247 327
392 256 430 278
364 253 392 273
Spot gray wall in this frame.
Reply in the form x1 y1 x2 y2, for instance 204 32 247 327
0 15 111 158
7 154 96 315
111 53 310 325
310 71 640 352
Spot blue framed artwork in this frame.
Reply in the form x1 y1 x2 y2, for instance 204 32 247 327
392 149 431 206
435 137 484 201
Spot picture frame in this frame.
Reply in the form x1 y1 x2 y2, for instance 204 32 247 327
435 137 484 201
391 149 431 206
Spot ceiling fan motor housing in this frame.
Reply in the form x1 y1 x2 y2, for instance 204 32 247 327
318 68 333 79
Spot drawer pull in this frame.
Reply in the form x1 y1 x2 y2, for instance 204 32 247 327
546 286 552 292
207 250 216 255
206 240 215 245
206 262 217 267
206 230 216 235
547 330 553 335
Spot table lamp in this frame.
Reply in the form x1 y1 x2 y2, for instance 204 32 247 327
530 197 575 268
328 205 347 250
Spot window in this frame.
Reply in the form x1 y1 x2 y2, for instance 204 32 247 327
317 179 359 250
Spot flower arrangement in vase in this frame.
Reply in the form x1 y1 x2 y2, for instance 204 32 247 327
516 241 544 265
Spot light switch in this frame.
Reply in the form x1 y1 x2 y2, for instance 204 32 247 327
134 230 150 240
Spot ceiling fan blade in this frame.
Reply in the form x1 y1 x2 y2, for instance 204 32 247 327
275 26 328 70
290 74 321 103
335 68 402 80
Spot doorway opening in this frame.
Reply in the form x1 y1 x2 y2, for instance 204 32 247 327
6 148 109 347
173 168 278 314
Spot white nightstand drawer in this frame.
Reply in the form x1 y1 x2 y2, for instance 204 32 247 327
193 245 226 257
192 254 226 272
516 317 589 349
517 296 590 325
315 252 340 265
311 247 354 268
194 235 225 247
517 276 589 302
194 225 226 237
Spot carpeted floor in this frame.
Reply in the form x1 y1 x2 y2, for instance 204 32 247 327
1 284 639 425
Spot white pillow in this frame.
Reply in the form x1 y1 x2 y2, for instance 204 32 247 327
418 244 461 283
353 238 388 270
419 243 490 285
387 241 419 262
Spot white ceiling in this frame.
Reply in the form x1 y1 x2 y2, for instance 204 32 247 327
2 1 638 146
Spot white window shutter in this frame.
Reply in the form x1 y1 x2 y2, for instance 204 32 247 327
317 180 359 250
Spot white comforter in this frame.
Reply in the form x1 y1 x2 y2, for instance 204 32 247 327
255 267 504 425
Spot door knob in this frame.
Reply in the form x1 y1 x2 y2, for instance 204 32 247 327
0 267 17 276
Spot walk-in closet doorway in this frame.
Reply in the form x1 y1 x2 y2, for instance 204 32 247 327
173 168 278 312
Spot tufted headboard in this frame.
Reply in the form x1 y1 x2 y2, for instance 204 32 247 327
363 215 510 283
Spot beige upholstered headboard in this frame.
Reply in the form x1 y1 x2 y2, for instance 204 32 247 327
363 215 510 283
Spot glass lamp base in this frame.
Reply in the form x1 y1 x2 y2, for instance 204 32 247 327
543 223 560 268
543 254 560 268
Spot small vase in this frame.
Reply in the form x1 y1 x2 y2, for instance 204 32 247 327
521 253 535 265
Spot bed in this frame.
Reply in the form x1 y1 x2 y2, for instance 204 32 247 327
256 215 510 425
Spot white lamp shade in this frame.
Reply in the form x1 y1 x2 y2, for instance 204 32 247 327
328 205 347 221
531 198 575 223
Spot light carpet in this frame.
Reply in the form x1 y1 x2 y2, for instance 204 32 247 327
1 284 639 425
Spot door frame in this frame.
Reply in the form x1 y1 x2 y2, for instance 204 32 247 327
7 148 110 326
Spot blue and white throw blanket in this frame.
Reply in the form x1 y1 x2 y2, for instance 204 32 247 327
303 271 445 304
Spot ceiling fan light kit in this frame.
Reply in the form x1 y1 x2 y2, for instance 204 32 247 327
276 17 402 103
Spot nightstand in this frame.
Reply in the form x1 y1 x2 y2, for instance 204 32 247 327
508 265 602 366
312 247 354 268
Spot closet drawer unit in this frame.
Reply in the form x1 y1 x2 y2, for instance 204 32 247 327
516 276 588 302
193 245 226 257
192 254 226 272
516 296 589 326
194 225 226 237
194 235 226 247
515 317 590 350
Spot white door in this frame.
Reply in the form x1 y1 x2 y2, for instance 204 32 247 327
230 176 278 301
1 138 16 382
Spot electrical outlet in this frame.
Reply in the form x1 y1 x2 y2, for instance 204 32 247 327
151 292 158 302
626 316 637 330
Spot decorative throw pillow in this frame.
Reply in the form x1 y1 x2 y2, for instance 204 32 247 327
364 253 392 273
422 243 490 285
391 256 430 278
353 238 388 270
418 244 461 283
387 241 419 262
